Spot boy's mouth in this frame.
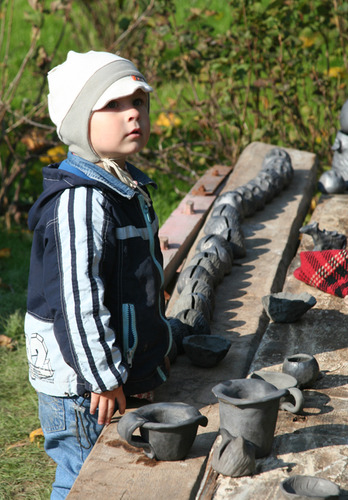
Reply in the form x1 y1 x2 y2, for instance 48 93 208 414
128 128 141 136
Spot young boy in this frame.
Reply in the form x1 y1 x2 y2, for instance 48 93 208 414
25 51 172 499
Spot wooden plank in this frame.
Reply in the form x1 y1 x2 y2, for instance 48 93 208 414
160 165 232 288
68 143 317 500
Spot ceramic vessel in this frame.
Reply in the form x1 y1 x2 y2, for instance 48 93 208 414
282 353 320 389
280 475 340 499
117 402 208 461
250 370 304 414
212 378 288 458
262 292 316 323
182 334 231 368
211 428 256 477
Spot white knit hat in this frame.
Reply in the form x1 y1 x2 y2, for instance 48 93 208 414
47 50 153 163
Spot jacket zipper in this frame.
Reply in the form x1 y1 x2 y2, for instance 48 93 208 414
138 195 173 360
122 303 138 367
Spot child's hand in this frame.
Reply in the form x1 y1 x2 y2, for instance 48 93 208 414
90 386 126 425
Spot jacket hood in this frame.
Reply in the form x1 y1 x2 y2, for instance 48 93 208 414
28 164 96 231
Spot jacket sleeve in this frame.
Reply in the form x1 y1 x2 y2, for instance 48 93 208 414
44 186 128 393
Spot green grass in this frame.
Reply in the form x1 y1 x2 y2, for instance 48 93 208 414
0 224 55 499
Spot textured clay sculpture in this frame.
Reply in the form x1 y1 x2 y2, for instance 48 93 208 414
212 378 288 458
117 402 208 461
174 309 211 337
196 234 234 275
250 370 304 414
280 475 340 499
211 203 243 225
319 99 348 193
211 429 256 477
179 278 216 309
168 317 191 355
262 291 317 323
182 334 231 368
299 221 347 250
171 292 212 321
282 353 320 389
176 264 215 294
189 253 223 287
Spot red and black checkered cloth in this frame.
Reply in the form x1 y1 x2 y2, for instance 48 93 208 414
294 248 348 298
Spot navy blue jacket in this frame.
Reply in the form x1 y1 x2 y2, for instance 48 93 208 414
25 152 172 397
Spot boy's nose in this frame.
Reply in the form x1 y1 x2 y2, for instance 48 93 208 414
128 106 140 121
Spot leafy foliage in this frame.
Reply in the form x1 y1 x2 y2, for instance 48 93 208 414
1 0 347 226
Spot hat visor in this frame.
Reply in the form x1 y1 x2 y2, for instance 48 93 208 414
92 77 153 111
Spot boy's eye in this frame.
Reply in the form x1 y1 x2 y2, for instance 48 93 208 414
106 100 118 109
134 97 145 106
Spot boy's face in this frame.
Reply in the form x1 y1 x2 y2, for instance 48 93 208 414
89 89 150 166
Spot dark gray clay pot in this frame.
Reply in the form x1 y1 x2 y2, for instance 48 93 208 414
245 181 266 211
212 378 288 458
190 252 225 285
176 264 215 293
167 316 192 354
171 292 212 321
211 429 256 477
220 227 246 259
189 253 223 286
175 309 211 336
250 370 304 414
282 353 320 389
213 191 244 217
234 186 256 217
280 475 340 499
254 170 277 202
118 402 208 461
182 334 231 368
196 234 233 275
262 292 317 323
211 203 243 225
179 278 215 309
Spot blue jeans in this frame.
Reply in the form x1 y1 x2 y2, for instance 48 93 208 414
38 392 104 500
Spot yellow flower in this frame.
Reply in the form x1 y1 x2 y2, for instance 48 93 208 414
327 66 346 78
39 146 66 164
299 34 318 48
155 112 181 128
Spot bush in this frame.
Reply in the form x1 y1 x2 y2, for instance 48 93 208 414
0 0 347 226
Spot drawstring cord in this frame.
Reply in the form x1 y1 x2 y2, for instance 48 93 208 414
73 397 92 450
101 158 152 207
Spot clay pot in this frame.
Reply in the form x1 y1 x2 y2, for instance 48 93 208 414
212 378 288 458
213 191 244 217
189 253 223 286
282 353 320 389
262 292 316 323
190 252 225 285
196 234 233 275
211 203 243 225
220 227 246 259
176 264 215 294
211 429 256 477
182 334 231 368
171 292 212 321
175 309 211 336
234 186 256 217
118 402 208 461
179 278 215 310
167 316 192 354
254 171 277 202
280 475 340 499
250 370 304 414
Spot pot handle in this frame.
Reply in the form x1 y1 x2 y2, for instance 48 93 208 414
117 412 155 458
280 387 304 414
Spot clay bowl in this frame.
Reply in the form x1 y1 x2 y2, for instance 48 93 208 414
182 334 231 368
280 475 340 499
